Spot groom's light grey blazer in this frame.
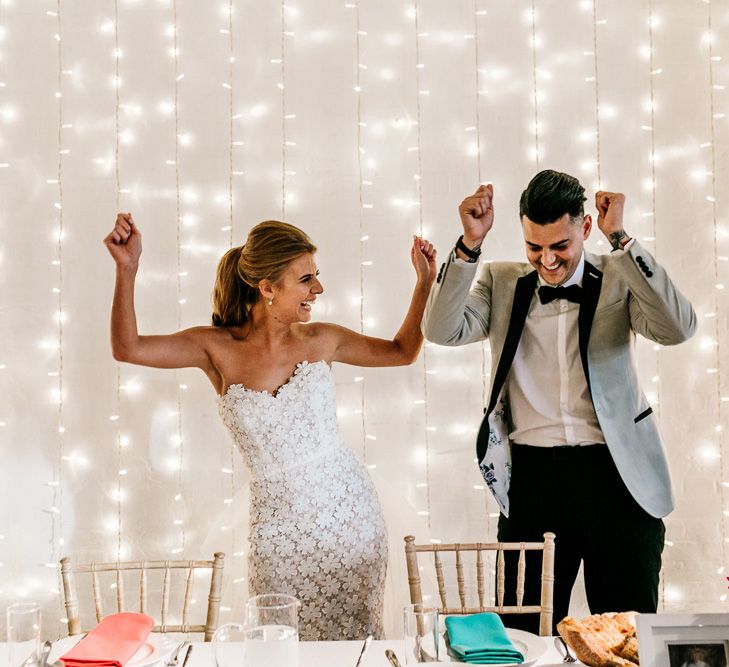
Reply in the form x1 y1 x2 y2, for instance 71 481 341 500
422 240 696 519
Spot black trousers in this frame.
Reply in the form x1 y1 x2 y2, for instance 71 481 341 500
496 443 665 634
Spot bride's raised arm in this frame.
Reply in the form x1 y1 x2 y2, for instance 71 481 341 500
327 236 437 367
104 213 213 372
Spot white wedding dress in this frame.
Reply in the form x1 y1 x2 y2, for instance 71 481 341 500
218 360 388 640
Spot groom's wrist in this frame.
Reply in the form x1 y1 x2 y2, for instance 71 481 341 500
455 235 482 263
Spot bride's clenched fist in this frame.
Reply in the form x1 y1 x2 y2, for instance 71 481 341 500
104 212 142 268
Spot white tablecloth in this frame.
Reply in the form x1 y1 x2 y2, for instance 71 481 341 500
34 635 571 667
164 639 568 667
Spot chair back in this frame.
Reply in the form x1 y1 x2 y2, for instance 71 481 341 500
404 533 555 636
60 552 225 641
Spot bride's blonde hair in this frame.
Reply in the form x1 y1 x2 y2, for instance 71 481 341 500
211 220 317 327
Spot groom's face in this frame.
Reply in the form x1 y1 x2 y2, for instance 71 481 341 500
521 213 592 286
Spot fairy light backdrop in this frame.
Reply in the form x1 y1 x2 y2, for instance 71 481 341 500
0 0 726 638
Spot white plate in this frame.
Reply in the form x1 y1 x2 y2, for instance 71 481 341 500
443 628 548 665
127 635 176 667
50 634 176 667
504 628 548 667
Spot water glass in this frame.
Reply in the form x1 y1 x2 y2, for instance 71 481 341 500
403 604 439 664
213 593 300 667
212 622 246 667
6 603 41 667
243 594 300 667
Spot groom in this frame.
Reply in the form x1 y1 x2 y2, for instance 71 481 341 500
423 170 696 631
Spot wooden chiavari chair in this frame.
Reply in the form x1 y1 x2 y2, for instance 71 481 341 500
60 552 225 641
404 533 555 636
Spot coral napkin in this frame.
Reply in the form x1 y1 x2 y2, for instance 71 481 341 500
60 613 155 667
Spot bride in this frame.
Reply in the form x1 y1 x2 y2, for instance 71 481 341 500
104 214 436 640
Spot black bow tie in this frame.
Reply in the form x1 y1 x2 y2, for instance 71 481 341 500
538 284 583 305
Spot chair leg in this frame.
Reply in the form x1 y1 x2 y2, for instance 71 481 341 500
404 536 424 606
204 552 225 641
539 533 556 636
60 557 81 636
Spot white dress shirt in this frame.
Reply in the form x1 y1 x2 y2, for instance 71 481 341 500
505 253 605 447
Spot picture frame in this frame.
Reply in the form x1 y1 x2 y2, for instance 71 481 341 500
636 613 729 667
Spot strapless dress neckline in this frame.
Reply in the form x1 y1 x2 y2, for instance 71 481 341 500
220 359 330 399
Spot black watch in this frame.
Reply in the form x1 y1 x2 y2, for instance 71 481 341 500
455 235 481 263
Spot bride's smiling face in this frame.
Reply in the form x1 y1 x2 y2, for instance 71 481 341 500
268 253 324 323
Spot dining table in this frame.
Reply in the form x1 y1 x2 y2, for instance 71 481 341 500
32 634 575 667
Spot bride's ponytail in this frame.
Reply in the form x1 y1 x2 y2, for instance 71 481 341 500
211 245 258 327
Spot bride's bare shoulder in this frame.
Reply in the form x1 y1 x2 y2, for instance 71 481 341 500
294 321 341 340
183 324 249 345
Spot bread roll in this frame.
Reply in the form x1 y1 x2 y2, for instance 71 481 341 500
557 612 639 667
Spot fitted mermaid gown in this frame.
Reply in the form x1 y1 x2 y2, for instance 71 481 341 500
218 360 388 640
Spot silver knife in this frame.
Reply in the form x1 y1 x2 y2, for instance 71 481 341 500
180 645 193 667
354 635 373 667
385 649 403 667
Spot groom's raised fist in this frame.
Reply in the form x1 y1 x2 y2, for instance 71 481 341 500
458 183 494 248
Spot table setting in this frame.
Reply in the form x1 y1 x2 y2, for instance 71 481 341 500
4 595 573 667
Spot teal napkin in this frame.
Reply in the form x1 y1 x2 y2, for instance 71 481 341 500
445 613 525 664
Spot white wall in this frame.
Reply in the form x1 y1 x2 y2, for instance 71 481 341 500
0 0 727 639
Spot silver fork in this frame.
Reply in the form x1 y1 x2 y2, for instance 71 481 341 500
554 636 577 663
164 641 190 667
39 640 53 667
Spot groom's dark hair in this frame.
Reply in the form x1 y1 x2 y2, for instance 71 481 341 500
519 169 586 225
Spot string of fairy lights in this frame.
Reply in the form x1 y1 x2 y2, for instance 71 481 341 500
645 1 665 489
471 3 487 415
530 1 540 166
412 1 433 532
590 0 602 191
49 0 66 629
223 0 240 610
351 2 369 464
226 0 234 250
109 0 127 565
170 0 186 558
471 0 493 528
643 2 667 607
704 0 728 603
346 3 386 473
280 1 288 220
0 0 4 600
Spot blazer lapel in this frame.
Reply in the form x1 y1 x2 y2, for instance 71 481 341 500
487 270 538 413
477 270 537 462
578 260 603 397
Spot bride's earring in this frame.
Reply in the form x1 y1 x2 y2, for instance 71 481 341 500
268 298 273 306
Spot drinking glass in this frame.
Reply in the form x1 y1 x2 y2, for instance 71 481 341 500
212 622 245 667
243 594 300 667
403 604 439 664
213 593 300 667
6 603 41 667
